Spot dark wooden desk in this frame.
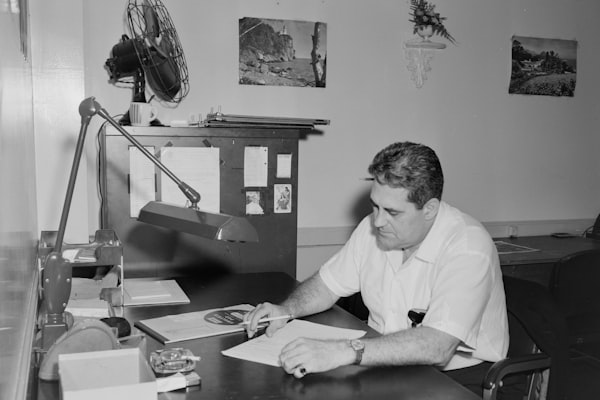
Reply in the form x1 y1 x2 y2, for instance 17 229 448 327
497 235 600 287
35 272 479 400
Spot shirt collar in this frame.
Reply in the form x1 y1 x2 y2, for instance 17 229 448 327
413 201 449 264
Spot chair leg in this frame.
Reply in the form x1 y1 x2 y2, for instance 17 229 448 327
526 369 548 400
482 387 496 400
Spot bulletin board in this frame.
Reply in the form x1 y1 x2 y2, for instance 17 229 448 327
100 126 300 278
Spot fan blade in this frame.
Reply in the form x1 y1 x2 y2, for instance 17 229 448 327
142 0 169 57
121 0 189 103
143 0 159 38
144 50 181 101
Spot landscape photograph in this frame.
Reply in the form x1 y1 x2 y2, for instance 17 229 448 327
510 35 577 97
239 17 327 88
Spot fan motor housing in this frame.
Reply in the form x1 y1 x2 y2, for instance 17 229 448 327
106 36 141 81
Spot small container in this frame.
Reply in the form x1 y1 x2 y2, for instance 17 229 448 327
59 348 156 400
150 348 199 375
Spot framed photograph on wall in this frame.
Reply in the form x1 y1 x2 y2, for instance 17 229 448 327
509 35 577 97
245 190 265 215
274 184 292 214
239 17 327 88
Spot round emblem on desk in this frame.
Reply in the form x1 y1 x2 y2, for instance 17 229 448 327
204 309 249 325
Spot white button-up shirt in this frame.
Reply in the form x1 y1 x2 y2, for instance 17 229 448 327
320 201 509 370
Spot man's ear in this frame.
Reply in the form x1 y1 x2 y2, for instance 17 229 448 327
423 198 440 221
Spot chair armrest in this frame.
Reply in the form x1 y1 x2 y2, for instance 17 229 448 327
483 353 551 390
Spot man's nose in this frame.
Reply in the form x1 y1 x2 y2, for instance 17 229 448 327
372 210 386 227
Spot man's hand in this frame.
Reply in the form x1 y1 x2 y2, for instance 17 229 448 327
244 302 292 338
279 338 355 378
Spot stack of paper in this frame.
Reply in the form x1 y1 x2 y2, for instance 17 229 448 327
66 278 111 318
135 304 254 343
123 279 190 306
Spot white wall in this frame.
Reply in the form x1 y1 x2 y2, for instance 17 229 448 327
31 0 87 243
4 0 596 395
34 0 600 278
0 3 37 399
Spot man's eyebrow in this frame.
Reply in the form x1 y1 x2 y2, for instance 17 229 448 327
384 207 402 214
369 199 402 214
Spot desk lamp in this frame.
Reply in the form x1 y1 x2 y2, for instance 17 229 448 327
40 96 258 351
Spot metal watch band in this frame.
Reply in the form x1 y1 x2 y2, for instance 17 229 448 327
349 339 365 365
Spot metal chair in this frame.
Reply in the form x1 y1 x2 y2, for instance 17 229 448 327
551 249 600 348
483 276 568 400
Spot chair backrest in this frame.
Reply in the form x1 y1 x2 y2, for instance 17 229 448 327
506 311 536 357
551 249 600 319
502 276 569 400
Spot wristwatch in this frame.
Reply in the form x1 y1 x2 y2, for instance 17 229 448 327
349 339 365 365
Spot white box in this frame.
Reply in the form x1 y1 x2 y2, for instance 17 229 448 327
59 348 156 400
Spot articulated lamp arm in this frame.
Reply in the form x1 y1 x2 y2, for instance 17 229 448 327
88 97 201 207
41 97 225 350
42 97 258 349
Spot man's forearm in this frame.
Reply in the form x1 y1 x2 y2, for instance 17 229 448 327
280 273 339 318
361 327 460 367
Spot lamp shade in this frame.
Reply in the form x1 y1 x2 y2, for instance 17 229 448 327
138 201 259 243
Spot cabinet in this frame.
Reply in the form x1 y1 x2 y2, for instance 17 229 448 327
498 235 600 288
100 126 299 278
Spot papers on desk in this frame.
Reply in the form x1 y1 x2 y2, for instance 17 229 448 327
123 279 190 306
494 240 539 255
134 304 255 344
66 276 117 318
66 297 111 318
221 320 366 367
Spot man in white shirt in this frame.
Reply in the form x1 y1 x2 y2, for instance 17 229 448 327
244 142 509 396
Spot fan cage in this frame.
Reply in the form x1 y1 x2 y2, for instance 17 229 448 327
126 0 189 105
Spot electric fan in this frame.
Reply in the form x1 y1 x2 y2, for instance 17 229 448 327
105 0 189 125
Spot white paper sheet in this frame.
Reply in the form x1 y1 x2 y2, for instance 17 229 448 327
123 279 190 306
244 146 268 187
160 147 220 213
221 320 366 367
129 146 156 218
276 153 292 178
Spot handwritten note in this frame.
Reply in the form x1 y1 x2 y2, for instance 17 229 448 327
160 147 220 212
244 146 268 187
129 146 156 218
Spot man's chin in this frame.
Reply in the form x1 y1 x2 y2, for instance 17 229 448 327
375 236 398 251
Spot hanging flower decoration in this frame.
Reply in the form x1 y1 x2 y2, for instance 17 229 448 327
409 0 456 45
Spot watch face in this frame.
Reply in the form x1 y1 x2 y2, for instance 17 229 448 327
351 339 365 351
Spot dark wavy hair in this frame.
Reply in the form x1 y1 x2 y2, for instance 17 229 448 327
367 142 444 209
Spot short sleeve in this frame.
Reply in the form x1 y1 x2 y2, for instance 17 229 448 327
319 217 372 298
423 227 496 350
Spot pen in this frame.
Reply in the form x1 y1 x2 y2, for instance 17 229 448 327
240 314 293 325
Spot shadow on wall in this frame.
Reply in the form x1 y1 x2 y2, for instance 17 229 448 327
351 187 372 226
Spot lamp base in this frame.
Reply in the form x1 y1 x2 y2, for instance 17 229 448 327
41 312 74 350
38 229 124 351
